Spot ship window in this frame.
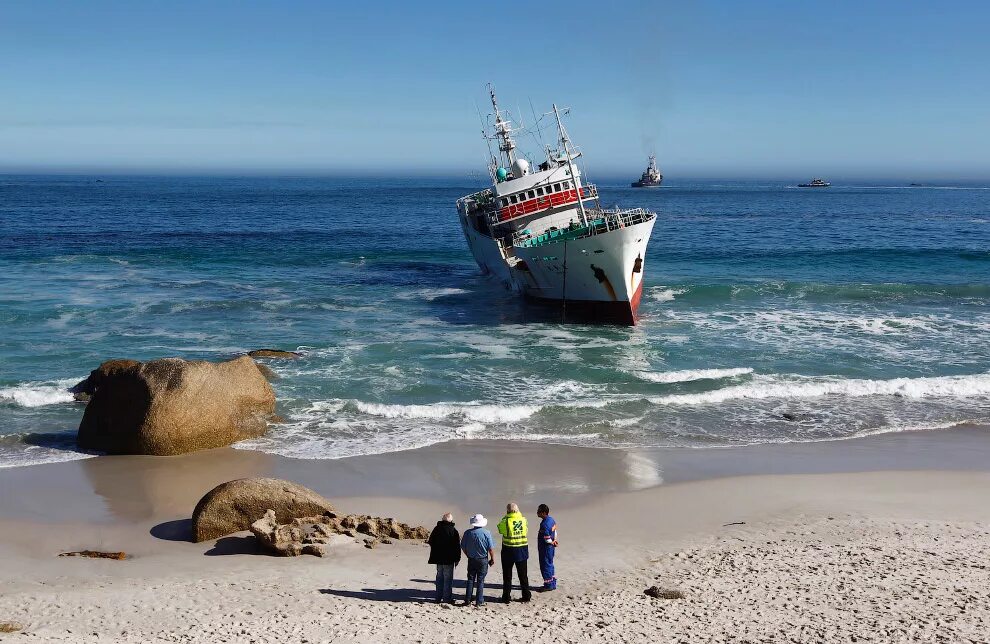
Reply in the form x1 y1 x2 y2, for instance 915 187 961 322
553 183 560 192
564 181 571 189
499 198 507 207
536 187 544 196
527 190 535 199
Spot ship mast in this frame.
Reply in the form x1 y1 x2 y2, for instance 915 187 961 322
488 84 517 167
552 103 588 227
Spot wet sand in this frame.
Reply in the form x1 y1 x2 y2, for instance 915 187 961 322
0 426 989 642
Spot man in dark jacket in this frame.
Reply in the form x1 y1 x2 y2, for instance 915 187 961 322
427 513 461 603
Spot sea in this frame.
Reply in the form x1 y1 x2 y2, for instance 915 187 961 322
2 175 989 468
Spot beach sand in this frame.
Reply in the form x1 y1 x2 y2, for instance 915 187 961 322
1 427 989 642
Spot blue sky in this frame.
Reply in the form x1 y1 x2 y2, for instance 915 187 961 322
2 0 989 178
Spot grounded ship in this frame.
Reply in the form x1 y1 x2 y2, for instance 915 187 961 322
631 154 663 187
456 87 657 325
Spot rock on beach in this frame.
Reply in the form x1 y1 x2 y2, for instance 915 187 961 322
75 356 276 456
249 508 431 556
192 478 335 543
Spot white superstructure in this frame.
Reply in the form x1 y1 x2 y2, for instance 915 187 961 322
456 86 657 324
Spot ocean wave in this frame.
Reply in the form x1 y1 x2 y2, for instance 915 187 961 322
654 281 990 305
0 448 96 469
0 432 95 469
395 287 469 301
651 372 990 406
352 400 539 423
659 310 990 358
0 379 78 407
635 367 753 384
850 419 980 440
649 287 687 303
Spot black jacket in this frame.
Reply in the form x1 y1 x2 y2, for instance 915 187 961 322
428 520 461 565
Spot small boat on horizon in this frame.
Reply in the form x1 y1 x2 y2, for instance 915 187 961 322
799 178 831 188
631 154 663 188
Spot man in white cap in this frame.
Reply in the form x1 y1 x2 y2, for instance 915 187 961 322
460 513 496 606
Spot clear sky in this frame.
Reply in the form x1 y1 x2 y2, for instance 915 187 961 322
2 0 989 179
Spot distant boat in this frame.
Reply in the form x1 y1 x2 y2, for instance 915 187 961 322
631 154 663 188
798 178 831 188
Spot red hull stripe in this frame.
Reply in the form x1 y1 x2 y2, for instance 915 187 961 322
495 187 595 223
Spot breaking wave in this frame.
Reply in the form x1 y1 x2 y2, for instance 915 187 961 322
650 287 687 303
352 400 539 423
656 281 990 305
651 372 990 406
0 379 78 408
635 367 754 384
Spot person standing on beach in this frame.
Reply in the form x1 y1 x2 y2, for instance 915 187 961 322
460 514 495 607
537 503 558 591
496 502 532 603
427 513 461 604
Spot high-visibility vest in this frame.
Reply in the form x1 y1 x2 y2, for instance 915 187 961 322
498 512 528 548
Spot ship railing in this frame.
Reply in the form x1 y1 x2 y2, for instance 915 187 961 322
511 207 655 248
596 207 655 230
456 188 495 215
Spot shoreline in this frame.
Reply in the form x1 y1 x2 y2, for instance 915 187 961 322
1 425 989 641
1 423 988 527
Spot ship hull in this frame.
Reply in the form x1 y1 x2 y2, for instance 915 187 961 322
458 213 656 325
525 279 644 324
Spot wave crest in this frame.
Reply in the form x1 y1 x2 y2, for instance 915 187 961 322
635 367 753 384
0 379 78 408
652 372 990 406
352 400 539 423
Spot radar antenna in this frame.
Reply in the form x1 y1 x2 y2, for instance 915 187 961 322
488 84 518 166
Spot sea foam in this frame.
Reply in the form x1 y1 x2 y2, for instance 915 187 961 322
0 379 77 408
635 367 753 384
352 400 540 423
651 372 990 406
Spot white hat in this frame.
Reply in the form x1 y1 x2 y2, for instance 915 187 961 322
469 513 488 527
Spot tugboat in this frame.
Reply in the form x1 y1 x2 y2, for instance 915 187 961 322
631 154 663 187
798 178 831 187
456 86 657 325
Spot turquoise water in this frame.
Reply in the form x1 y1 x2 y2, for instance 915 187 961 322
1 175 988 467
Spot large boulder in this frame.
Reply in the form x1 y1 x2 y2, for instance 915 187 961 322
191 477 335 542
76 356 275 456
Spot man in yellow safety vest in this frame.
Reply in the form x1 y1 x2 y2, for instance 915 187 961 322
496 502 532 603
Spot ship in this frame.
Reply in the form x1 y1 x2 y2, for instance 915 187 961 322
798 178 831 187
456 86 657 325
631 154 663 187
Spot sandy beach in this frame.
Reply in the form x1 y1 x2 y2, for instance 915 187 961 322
1 427 989 643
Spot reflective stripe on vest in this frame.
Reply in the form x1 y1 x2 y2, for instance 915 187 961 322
501 513 527 548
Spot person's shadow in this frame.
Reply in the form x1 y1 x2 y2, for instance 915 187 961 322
319 578 501 604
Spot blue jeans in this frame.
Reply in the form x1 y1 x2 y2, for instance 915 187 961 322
435 564 455 603
465 557 489 605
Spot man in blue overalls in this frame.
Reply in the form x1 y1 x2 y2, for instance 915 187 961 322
537 503 558 591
